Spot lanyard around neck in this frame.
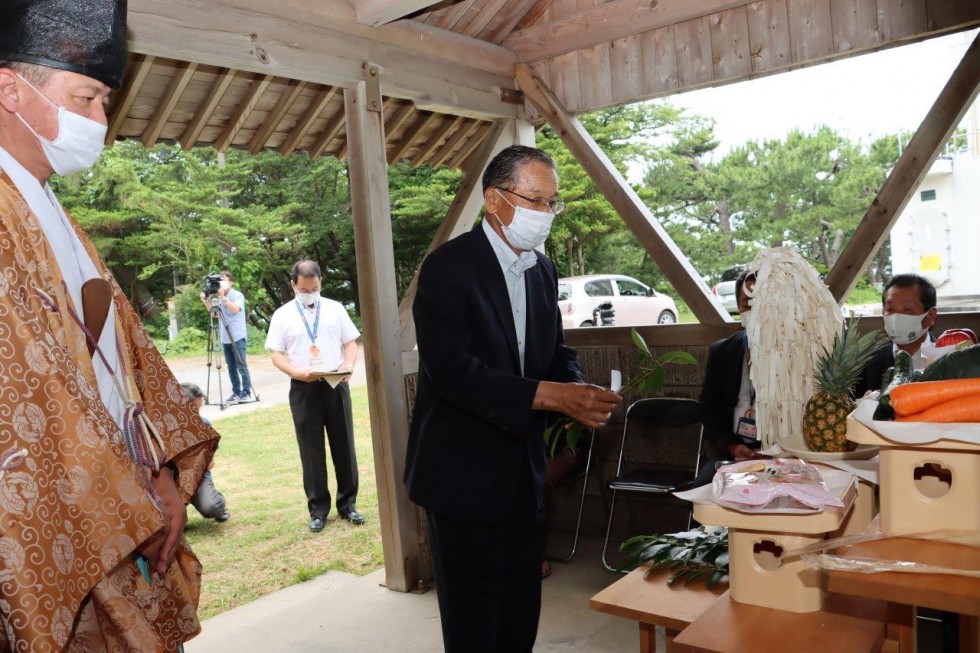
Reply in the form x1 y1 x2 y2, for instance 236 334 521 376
295 299 320 344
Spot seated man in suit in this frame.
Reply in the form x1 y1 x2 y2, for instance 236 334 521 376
853 273 938 398
696 270 767 485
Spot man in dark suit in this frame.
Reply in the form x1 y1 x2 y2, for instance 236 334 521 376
853 273 938 398
405 145 621 653
697 271 767 484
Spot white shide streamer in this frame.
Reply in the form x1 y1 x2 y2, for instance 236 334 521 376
745 248 842 449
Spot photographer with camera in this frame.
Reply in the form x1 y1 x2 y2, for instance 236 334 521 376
200 270 252 404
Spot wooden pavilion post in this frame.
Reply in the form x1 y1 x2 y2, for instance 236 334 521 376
345 76 418 592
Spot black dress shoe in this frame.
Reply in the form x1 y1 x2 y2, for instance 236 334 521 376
339 510 365 525
309 517 326 532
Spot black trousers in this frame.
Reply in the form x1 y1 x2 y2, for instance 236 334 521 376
426 462 546 653
288 379 358 519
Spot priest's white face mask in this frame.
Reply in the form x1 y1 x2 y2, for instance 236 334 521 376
15 74 107 176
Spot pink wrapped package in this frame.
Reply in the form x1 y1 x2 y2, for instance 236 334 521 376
712 458 846 513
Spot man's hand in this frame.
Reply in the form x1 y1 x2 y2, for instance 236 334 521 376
726 443 767 461
138 469 186 576
534 381 622 429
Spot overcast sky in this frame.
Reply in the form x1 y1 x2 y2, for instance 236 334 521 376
665 28 977 154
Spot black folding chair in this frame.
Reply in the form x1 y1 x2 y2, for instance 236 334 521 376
601 397 704 572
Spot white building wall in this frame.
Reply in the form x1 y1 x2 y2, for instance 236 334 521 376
890 153 980 299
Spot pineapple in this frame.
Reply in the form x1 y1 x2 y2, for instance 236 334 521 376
802 323 883 452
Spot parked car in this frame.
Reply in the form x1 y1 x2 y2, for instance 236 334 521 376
558 274 678 328
711 265 746 315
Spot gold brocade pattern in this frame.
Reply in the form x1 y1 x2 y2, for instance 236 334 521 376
0 174 219 652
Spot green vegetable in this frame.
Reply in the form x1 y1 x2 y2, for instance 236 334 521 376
874 350 916 420
921 344 980 382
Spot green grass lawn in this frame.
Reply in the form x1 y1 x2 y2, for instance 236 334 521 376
184 385 383 620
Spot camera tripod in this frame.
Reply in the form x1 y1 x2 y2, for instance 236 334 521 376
204 299 261 410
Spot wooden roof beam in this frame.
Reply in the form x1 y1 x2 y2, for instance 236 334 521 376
387 112 436 164
432 0 474 30
411 115 464 167
482 0 541 44
142 60 198 148
310 111 347 160
214 74 272 152
462 0 509 38
515 63 730 325
180 68 237 150
277 86 336 157
446 123 490 170
826 30 980 301
504 0 750 63
248 79 307 154
106 54 154 144
129 0 518 120
428 118 480 168
353 0 446 27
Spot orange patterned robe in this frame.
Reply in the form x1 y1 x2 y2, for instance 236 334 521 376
0 173 219 652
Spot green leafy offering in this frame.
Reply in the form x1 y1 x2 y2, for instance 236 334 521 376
618 526 729 589
543 328 697 456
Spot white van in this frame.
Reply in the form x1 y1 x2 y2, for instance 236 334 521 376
557 274 679 328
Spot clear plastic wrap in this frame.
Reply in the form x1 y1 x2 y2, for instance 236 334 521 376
712 458 846 512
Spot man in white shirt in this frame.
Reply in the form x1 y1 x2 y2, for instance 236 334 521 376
265 260 363 531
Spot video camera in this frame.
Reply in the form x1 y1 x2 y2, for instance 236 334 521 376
203 273 223 309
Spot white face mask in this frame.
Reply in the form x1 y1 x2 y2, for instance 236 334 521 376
15 74 107 176
883 311 929 345
219 279 231 291
295 291 320 307
493 189 555 251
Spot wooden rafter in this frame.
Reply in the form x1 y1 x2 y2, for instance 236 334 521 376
248 79 307 154
462 0 508 38
411 115 464 167
353 0 446 26
387 112 436 164
504 0 750 63
515 63 729 325
142 60 198 148
432 0 474 30
278 86 337 157
214 74 272 152
310 111 347 159
106 54 154 144
826 31 980 301
515 0 554 29
179 68 237 150
482 0 541 44
382 101 417 159
446 122 490 169
428 118 480 168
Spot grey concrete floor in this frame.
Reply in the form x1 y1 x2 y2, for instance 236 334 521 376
183 536 639 653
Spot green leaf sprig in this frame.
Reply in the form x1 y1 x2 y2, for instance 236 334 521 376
618 525 729 589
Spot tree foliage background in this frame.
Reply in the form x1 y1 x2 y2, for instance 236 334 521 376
53 101 902 337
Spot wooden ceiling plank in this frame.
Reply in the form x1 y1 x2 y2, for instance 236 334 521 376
503 0 751 63
515 0 556 30
310 111 347 159
142 60 198 148
826 30 980 301
180 68 237 150
354 0 447 26
482 0 541 44
411 115 464 167
463 0 509 38
278 86 337 157
383 101 417 147
428 119 480 168
214 74 273 152
446 122 491 169
106 54 154 144
248 79 307 154
515 63 730 325
433 0 475 30
387 112 437 164
128 0 518 120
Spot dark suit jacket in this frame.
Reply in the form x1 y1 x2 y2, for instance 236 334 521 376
699 331 749 456
404 227 583 523
853 343 894 399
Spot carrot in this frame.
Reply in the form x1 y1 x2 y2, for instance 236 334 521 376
896 392 980 423
890 378 980 417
